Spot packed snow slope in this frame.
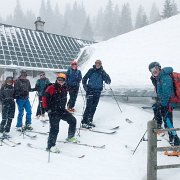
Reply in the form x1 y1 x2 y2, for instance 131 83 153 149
81 14 180 89
0 91 180 180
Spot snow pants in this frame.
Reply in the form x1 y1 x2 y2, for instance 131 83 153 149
82 90 101 124
47 110 76 149
0 100 15 133
36 96 45 116
67 86 79 109
16 98 32 127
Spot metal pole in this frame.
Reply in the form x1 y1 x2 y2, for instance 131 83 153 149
147 120 157 180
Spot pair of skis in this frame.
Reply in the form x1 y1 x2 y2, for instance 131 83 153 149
27 143 85 158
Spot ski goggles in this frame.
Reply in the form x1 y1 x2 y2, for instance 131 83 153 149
57 77 65 82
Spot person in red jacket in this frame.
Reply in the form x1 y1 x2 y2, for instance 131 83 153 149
42 73 79 153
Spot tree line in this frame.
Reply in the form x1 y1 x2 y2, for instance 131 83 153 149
0 0 179 41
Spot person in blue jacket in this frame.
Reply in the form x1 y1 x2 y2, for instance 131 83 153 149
32 71 51 118
66 60 82 113
82 60 111 129
149 62 180 146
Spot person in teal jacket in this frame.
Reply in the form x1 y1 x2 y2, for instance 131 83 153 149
149 62 180 146
32 71 51 118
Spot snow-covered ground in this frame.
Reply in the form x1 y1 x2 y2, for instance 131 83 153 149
80 14 180 89
0 91 180 180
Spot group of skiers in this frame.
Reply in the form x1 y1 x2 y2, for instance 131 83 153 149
0 59 179 153
0 59 111 152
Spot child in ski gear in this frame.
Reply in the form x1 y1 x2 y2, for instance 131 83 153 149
0 77 15 134
66 60 82 113
42 73 78 152
149 62 180 146
14 70 33 130
82 60 111 129
32 71 50 118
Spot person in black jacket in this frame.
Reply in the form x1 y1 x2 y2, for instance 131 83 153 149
42 73 79 153
0 76 15 135
14 70 33 130
82 60 111 129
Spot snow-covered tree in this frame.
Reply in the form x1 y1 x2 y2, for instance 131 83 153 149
81 17 94 41
135 5 148 29
149 3 161 24
102 0 114 40
120 3 133 34
162 0 174 18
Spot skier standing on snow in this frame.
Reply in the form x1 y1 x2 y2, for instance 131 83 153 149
0 76 15 136
14 70 33 131
81 60 111 129
42 73 78 153
148 62 180 146
66 60 82 113
32 71 50 119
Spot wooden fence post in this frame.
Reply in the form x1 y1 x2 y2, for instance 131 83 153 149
147 120 157 180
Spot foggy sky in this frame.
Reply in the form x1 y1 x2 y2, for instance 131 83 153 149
0 0 180 19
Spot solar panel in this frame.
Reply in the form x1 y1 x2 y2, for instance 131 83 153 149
0 24 94 70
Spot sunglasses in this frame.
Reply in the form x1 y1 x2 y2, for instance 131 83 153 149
71 64 77 66
57 78 65 82
40 74 45 77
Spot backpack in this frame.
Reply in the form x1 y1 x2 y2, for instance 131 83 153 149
170 72 180 103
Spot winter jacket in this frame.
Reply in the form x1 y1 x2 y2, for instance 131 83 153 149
14 78 31 99
151 67 175 107
0 84 14 102
33 78 51 96
42 82 68 113
66 68 82 87
82 65 111 92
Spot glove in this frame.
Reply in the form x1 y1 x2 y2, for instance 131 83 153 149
83 84 87 92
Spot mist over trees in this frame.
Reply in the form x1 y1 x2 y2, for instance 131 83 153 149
0 0 179 41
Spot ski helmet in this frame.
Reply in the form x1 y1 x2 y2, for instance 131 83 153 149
148 62 161 72
6 76 13 84
57 73 66 80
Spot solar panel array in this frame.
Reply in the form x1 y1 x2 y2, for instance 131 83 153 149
0 24 94 70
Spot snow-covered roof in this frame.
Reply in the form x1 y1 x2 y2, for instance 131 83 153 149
0 23 94 71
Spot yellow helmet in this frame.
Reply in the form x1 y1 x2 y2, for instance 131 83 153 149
57 73 66 80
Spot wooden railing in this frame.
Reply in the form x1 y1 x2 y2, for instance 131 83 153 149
147 120 180 180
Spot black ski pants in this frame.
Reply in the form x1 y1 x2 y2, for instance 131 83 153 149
82 90 101 124
0 100 15 133
47 110 76 149
67 86 79 109
36 96 45 116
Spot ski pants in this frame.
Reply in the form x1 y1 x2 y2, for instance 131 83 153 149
47 110 76 149
67 86 79 109
153 103 177 137
16 98 32 127
36 96 45 116
82 90 101 124
0 100 15 133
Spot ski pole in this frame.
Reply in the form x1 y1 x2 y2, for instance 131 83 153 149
76 85 86 137
48 150 51 163
108 85 122 113
132 130 147 155
31 92 38 109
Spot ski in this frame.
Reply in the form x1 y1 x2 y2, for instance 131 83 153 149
19 132 37 139
80 128 116 134
57 140 106 149
141 106 152 109
27 143 85 158
27 130 49 135
164 151 180 157
125 118 133 123
110 126 120 130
